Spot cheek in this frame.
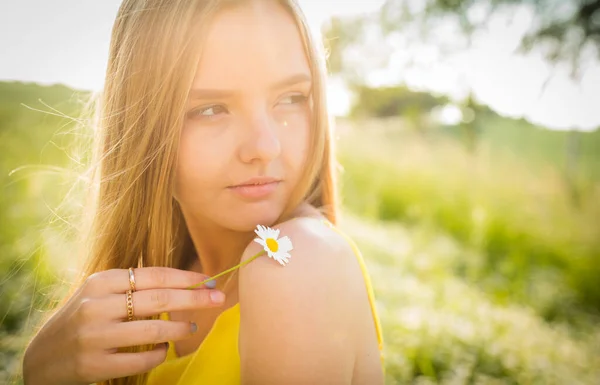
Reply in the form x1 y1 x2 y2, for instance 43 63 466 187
174 130 225 198
280 112 311 176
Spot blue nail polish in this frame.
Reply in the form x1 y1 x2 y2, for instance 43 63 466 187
205 279 216 289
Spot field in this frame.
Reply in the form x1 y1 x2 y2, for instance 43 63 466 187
1 81 599 384
335 117 600 383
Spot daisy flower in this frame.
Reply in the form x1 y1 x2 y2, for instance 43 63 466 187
253 225 294 266
186 224 293 289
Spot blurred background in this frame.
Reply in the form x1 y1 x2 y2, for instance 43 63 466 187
1 0 599 384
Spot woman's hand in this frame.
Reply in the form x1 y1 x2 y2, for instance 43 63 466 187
22 267 225 385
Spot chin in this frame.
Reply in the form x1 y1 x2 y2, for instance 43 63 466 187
220 205 283 232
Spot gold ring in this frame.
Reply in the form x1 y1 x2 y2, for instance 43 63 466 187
128 267 137 292
126 289 134 321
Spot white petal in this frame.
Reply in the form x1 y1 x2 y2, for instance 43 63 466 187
266 228 277 239
280 252 291 260
276 236 293 252
253 238 266 247
254 227 265 239
272 251 290 266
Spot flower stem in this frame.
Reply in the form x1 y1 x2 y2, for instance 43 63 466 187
185 250 266 290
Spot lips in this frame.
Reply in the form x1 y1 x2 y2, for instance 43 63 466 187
227 177 282 200
229 176 281 188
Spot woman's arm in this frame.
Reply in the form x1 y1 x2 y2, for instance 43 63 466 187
238 218 361 385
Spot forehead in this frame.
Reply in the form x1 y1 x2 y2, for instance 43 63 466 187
191 1 311 90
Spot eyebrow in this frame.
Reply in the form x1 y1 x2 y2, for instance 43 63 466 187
187 73 312 100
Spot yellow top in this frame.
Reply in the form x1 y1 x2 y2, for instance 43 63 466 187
146 220 384 385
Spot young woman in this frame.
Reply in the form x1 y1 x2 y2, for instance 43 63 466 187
22 0 384 384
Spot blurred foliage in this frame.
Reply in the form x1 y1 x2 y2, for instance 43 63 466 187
325 0 600 80
341 214 600 384
0 81 90 383
336 118 600 381
337 118 600 323
349 84 449 119
411 0 600 68
323 16 368 75
1 81 599 384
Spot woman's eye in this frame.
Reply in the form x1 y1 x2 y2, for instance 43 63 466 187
187 104 228 120
279 94 308 105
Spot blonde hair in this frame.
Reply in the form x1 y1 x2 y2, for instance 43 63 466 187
39 0 338 384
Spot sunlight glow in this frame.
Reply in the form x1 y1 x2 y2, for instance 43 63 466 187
0 0 597 130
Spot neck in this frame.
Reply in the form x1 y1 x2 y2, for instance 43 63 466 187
180 202 319 280
183 216 255 280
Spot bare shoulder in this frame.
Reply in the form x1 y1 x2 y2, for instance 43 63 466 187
239 216 358 292
237 216 366 382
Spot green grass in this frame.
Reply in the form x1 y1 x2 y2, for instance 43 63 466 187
338 214 600 384
0 82 89 384
336 119 600 324
2 81 599 384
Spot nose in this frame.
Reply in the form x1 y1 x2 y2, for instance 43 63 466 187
238 110 281 164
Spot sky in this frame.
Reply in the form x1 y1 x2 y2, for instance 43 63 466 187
0 0 598 131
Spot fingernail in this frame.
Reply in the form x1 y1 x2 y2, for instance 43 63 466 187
190 322 197 334
205 279 216 289
210 291 225 303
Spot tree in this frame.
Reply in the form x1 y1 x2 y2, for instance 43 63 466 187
324 0 600 79
383 0 599 76
323 0 597 186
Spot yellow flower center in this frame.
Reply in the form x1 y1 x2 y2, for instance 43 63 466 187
266 238 279 252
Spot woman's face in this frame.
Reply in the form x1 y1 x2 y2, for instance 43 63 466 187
174 1 312 231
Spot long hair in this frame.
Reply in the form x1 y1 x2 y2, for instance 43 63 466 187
37 0 338 384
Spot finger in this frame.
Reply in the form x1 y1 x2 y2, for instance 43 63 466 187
98 288 226 320
92 344 169 381
83 267 213 295
81 320 196 349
